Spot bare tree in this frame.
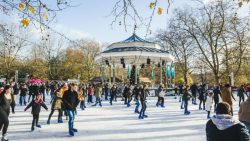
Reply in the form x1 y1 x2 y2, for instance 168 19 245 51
156 27 196 84
0 24 27 82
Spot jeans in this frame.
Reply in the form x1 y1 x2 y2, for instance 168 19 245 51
105 90 109 100
135 99 140 113
65 110 75 131
242 121 250 133
94 97 102 106
184 100 188 113
80 100 86 109
19 96 26 106
110 95 114 105
139 101 147 118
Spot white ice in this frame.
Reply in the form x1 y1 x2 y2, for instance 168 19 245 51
7 95 240 141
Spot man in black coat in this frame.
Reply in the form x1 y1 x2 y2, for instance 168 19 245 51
62 83 79 136
206 102 250 141
190 83 198 105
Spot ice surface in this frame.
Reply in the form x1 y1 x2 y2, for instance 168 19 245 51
7 96 240 141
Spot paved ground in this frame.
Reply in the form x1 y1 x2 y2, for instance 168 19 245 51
7 96 240 141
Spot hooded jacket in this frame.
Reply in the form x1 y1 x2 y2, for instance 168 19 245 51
206 114 250 141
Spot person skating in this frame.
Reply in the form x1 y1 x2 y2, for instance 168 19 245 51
62 83 80 136
182 86 192 115
104 83 109 100
0 85 13 141
138 84 149 119
213 86 221 112
24 94 48 131
221 83 236 115
79 85 86 110
47 86 64 124
87 85 94 104
206 91 214 119
19 83 28 106
92 84 102 107
239 95 250 133
126 85 133 107
156 84 165 108
206 102 250 141
110 85 117 105
132 85 140 113
198 84 206 110
238 85 248 107
190 83 198 105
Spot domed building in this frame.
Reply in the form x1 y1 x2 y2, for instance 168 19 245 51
94 34 175 85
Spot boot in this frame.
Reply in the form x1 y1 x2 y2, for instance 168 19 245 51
69 129 74 136
31 126 35 131
47 120 50 125
36 125 41 128
2 134 8 141
58 119 63 123
127 103 131 107
72 128 78 132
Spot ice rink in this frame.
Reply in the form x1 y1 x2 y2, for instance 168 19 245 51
7 96 240 141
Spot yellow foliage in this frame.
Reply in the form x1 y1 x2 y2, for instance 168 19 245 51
18 3 25 11
157 7 163 15
21 18 30 27
28 5 35 14
43 13 48 21
149 2 155 9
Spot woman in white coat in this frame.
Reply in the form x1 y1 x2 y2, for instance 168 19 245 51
206 91 214 119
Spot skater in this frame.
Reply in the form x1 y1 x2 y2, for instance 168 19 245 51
40 83 46 102
132 85 140 113
206 102 250 141
109 85 117 105
221 84 236 115
156 84 165 108
183 86 192 115
0 85 13 141
190 83 198 105
239 95 250 133
198 84 206 110
213 86 221 112
138 84 149 119
238 85 248 107
10 82 17 114
47 86 64 124
104 83 109 100
126 85 133 107
87 84 94 104
179 84 184 109
62 83 80 136
79 85 86 110
206 91 214 119
123 84 129 105
19 83 28 106
92 84 102 107
24 94 48 131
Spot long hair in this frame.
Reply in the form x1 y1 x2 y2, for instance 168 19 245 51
0 85 10 95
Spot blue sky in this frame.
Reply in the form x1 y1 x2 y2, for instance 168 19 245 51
52 0 194 43
1 0 249 44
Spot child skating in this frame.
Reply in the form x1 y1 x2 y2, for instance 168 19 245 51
24 94 48 131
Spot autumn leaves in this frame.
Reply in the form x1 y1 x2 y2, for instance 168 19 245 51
149 2 163 15
18 2 48 27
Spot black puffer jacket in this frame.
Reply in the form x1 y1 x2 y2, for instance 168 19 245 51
62 90 79 111
206 115 250 141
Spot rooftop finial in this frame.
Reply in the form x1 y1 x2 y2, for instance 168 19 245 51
133 24 137 34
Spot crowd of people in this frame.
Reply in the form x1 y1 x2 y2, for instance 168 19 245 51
0 80 250 141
